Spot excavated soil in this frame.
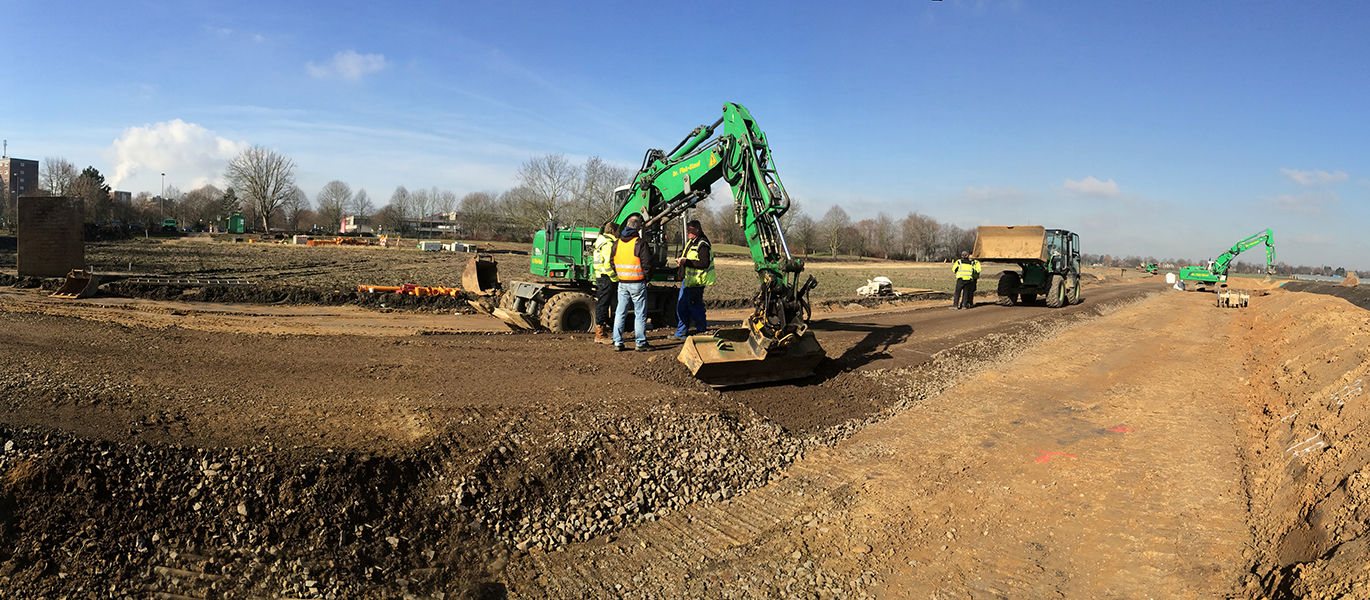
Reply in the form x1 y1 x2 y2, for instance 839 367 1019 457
1 266 1368 599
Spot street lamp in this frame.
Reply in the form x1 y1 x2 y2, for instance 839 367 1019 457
160 173 166 220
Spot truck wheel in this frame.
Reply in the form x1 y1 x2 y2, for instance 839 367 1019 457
541 292 596 332
996 272 1020 306
1045 274 1067 308
1066 275 1081 304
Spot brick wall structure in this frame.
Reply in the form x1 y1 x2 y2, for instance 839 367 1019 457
18 196 85 277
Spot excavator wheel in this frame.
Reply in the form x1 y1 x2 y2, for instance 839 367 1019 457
996 272 1020 306
1045 274 1067 308
541 292 596 332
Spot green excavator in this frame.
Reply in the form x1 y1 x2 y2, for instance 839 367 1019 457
1177 228 1276 290
496 103 824 387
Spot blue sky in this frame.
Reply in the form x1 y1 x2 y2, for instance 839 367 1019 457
4 0 1367 268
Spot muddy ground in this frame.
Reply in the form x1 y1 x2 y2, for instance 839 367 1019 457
0 239 1366 599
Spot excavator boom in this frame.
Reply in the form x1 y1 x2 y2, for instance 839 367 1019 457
611 103 823 387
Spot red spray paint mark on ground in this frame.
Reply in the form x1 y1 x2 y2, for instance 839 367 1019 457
1107 426 1136 433
1034 451 1077 464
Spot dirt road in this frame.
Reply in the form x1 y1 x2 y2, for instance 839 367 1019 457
3 279 1367 599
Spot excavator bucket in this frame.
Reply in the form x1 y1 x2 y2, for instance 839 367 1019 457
678 328 826 388
970 225 1048 262
461 254 501 296
51 270 100 299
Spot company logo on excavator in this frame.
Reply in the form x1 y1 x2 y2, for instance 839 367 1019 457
671 159 703 178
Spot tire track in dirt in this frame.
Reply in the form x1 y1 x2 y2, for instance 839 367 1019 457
506 290 1253 598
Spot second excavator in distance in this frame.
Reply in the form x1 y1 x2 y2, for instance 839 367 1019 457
495 102 824 387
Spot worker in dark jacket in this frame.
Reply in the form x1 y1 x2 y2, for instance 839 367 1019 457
612 214 653 351
673 219 715 339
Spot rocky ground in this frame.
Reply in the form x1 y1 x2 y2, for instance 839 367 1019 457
1 238 1365 599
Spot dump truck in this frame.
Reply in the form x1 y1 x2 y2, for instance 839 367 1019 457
971 225 1082 308
494 103 823 387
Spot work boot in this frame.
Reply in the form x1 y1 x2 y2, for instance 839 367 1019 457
635 342 652 352
594 324 610 344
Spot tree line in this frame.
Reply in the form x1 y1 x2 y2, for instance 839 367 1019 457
13 150 1365 276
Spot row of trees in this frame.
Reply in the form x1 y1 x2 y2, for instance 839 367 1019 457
13 150 1364 276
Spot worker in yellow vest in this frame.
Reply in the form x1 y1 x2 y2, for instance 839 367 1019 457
952 250 981 309
591 221 620 344
612 214 653 351
673 219 715 339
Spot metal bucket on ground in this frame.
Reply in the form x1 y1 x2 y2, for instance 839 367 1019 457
462 254 501 295
51 269 100 299
678 327 826 388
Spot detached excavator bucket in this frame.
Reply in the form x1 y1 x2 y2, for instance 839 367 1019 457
51 270 100 299
678 328 826 388
971 225 1048 262
461 254 501 296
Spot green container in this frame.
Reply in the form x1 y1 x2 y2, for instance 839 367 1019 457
228 213 246 234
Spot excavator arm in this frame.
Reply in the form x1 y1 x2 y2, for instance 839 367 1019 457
1178 228 1276 285
612 103 823 386
1211 228 1276 276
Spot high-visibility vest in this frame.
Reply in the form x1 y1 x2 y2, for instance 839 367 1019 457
681 238 716 287
954 259 981 281
592 235 617 280
613 237 646 282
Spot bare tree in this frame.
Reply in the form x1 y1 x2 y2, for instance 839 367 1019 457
872 212 896 259
900 212 940 262
225 146 298 231
577 156 634 226
788 213 818 254
348 188 374 219
40 157 78 196
387 186 412 233
282 186 310 231
181 184 223 228
315 180 352 233
219 188 241 221
459 191 499 240
819 205 852 257
515 154 579 228
437 188 458 215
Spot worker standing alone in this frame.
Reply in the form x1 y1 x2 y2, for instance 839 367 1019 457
591 221 620 344
952 250 981 309
612 214 653 351
673 220 715 339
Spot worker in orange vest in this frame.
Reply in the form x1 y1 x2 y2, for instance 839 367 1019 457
612 214 653 351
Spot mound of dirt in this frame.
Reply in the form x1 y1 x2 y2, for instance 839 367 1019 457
1235 291 1370 598
1280 280 1370 311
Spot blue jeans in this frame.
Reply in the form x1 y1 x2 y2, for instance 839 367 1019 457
613 281 648 346
675 285 707 336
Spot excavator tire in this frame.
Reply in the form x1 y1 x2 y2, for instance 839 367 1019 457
1066 275 1082 305
1045 274 1067 308
651 288 679 330
541 291 596 332
996 271 1020 306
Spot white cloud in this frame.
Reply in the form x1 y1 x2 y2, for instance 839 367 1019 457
1287 234 1336 246
105 120 249 190
307 50 387 80
1266 190 1339 216
961 185 1027 203
1063 176 1120 197
1280 168 1349 185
